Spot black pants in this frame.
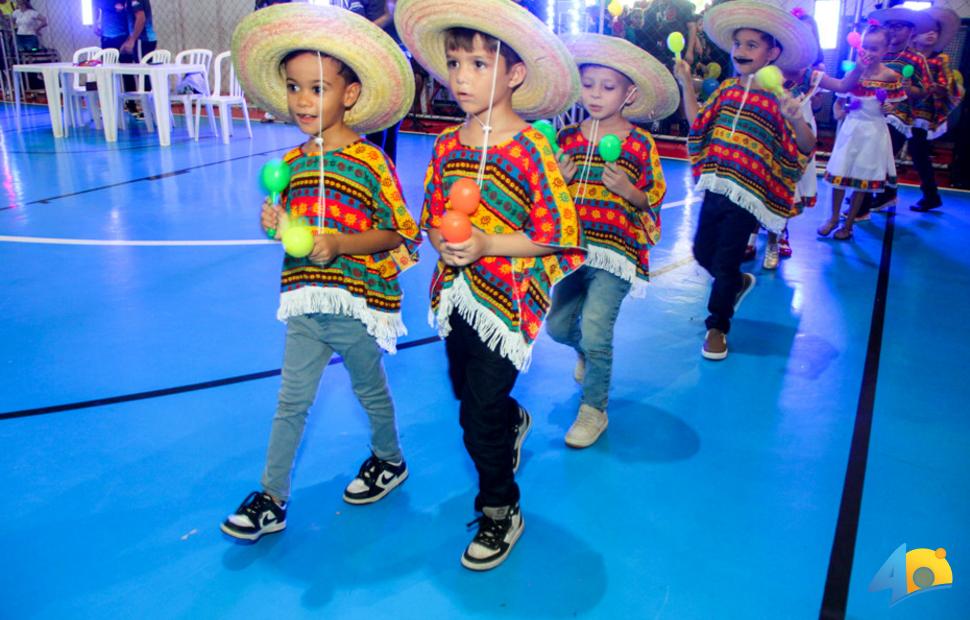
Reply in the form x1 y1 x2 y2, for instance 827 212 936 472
366 120 400 163
103 37 157 93
445 312 521 511
692 192 759 334
860 125 938 214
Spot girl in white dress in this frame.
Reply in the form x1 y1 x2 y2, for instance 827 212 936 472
820 25 905 241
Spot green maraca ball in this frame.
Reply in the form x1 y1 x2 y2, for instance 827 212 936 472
901 64 914 79
598 134 622 163
532 120 560 153
282 226 314 258
261 159 291 195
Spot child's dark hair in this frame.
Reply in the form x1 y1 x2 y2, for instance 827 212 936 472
734 27 784 54
444 28 523 69
280 49 360 85
578 63 633 88
863 23 890 47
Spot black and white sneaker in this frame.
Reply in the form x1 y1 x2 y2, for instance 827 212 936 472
220 491 287 542
511 405 531 473
461 503 524 571
734 273 756 311
342 454 408 505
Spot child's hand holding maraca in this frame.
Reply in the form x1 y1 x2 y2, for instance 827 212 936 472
441 227 488 268
262 200 282 240
309 232 341 265
601 163 636 201
557 152 578 184
672 58 693 90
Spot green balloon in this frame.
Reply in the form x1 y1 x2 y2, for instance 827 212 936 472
282 226 314 258
901 64 914 79
261 159 291 196
532 120 560 153
598 134 622 163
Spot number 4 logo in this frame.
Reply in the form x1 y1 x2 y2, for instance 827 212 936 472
870 544 909 604
870 544 953 606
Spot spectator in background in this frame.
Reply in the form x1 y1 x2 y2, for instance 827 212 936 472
11 0 46 52
123 0 157 60
0 0 15 19
346 0 401 162
94 1 130 55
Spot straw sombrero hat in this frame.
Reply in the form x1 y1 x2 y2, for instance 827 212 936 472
231 3 414 134
394 0 580 120
925 7 960 52
868 6 936 36
703 1 818 72
563 33 680 122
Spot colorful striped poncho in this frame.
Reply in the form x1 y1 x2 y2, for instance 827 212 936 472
421 125 586 370
884 46 932 137
919 52 962 140
277 141 421 353
557 124 665 297
688 77 812 233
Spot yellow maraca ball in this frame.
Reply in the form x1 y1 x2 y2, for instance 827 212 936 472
607 1 623 18
706 62 722 80
755 65 784 95
282 226 314 258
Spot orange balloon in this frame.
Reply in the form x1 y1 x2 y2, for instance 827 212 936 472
449 178 481 215
439 210 472 243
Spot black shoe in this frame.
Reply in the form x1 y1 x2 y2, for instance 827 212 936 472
461 503 524 571
220 491 287 542
511 405 531 473
734 273 756 311
343 454 408 505
910 196 942 212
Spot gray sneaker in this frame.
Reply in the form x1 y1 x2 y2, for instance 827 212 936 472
565 404 608 448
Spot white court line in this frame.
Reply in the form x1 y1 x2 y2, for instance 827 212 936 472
0 198 699 247
0 236 276 247
661 197 700 210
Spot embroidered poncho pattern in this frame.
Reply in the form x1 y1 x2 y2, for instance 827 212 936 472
688 77 813 232
557 124 665 297
277 142 421 353
421 125 586 370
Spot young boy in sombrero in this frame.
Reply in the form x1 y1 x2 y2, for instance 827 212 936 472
395 0 585 570
546 34 677 448
672 0 817 360
909 6 961 213
220 3 421 542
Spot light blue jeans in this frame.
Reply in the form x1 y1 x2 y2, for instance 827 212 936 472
546 266 631 412
262 313 402 501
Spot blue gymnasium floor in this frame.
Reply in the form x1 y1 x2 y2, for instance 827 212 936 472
0 104 967 619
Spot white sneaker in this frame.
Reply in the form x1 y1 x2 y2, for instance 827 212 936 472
565 404 608 448
762 244 779 270
573 354 586 384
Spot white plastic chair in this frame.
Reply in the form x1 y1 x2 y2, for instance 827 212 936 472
118 49 171 132
194 51 252 143
64 46 102 128
172 49 216 138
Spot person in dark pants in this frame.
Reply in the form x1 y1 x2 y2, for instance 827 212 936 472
347 0 400 161
94 0 129 52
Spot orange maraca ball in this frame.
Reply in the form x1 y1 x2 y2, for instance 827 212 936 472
439 210 472 243
449 178 481 215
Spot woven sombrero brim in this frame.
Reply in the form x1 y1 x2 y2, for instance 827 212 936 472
231 3 414 134
869 7 937 36
703 1 818 72
394 0 580 120
925 8 960 52
563 34 680 122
